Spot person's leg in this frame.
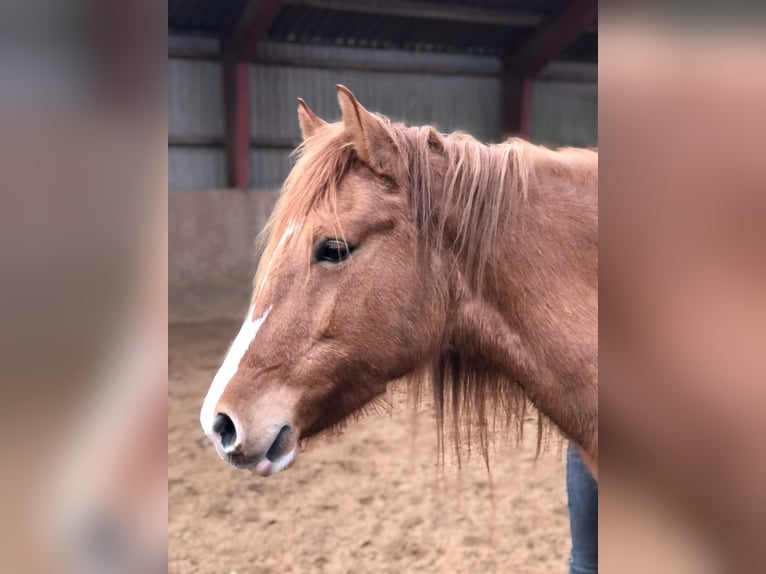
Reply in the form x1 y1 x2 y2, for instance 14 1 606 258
567 444 599 574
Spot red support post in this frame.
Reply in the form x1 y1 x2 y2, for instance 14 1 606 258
501 0 597 140
224 57 251 189
222 0 283 188
501 71 534 139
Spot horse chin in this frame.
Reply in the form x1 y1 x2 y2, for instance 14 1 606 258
301 385 388 440
248 446 297 477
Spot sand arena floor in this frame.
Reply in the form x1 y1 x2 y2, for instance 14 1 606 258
169 322 570 573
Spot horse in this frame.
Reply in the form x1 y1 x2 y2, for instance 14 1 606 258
201 85 598 478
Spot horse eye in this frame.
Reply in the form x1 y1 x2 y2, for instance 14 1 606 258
314 238 353 264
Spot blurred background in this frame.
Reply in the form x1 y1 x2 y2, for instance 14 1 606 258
0 0 166 572
168 1 596 573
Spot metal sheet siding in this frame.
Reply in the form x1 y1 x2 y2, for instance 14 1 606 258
248 64 501 188
168 40 596 189
169 147 226 190
169 58 225 138
250 47 502 143
169 56 226 189
530 81 597 147
249 148 297 190
255 41 503 74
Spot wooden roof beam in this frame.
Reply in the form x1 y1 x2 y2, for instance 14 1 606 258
283 0 546 28
227 0 284 61
503 0 597 77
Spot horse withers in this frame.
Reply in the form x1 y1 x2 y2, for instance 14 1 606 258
201 86 598 477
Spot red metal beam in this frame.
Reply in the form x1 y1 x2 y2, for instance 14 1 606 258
222 0 283 188
501 74 534 139
224 57 251 189
504 0 597 77
228 0 284 62
501 0 597 138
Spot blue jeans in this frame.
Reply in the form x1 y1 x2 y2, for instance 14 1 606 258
567 444 598 574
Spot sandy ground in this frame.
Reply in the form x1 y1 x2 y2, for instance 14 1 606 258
169 322 570 574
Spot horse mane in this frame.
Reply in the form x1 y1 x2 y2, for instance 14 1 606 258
256 120 552 288
257 118 591 463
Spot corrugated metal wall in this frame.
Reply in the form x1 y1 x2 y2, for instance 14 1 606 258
169 38 597 190
168 59 225 138
531 81 598 148
168 56 227 188
247 62 502 188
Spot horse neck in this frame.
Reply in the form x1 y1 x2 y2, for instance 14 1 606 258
440 145 599 456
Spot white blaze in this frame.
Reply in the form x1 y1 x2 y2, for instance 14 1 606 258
200 305 273 434
200 220 300 438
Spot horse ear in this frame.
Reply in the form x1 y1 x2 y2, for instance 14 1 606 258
297 98 326 140
336 84 396 172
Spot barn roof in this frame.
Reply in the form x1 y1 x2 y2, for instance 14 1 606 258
168 0 597 63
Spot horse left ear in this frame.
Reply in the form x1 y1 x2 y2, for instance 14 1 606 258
336 84 398 175
297 98 327 140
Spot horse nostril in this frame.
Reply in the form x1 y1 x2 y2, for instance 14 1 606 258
212 412 237 451
266 424 292 461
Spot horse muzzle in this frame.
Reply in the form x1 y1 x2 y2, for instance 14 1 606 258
207 411 298 477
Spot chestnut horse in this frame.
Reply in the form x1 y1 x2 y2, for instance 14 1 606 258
201 85 598 478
